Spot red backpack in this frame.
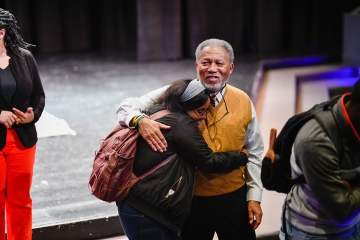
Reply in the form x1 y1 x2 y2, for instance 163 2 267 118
89 110 172 202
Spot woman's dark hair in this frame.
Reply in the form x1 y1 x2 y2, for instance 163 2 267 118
156 78 209 113
0 8 34 58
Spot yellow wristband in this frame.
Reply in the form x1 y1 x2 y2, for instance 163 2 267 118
134 115 145 129
130 115 141 128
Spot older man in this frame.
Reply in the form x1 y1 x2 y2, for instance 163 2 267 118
117 39 264 240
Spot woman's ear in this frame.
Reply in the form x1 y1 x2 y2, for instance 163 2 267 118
0 29 6 40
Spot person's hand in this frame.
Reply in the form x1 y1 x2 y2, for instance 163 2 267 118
248 200 263 230
0 110 17 128
343 180 352 192
265 128 277 162
138 117 170 152
13 107 34 124
241 148 249 157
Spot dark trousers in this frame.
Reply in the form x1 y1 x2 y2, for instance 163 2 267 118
118 202 180 240
181 184 255 240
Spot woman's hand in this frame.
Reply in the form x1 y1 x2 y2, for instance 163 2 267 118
0 110 17 128
13 107 34 124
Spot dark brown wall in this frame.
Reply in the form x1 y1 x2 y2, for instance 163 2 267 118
137 0 182 61
1 0 359 61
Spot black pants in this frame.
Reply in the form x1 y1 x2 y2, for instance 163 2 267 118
181 185 255 240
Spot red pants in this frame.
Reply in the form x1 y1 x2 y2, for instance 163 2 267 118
0 129 36 240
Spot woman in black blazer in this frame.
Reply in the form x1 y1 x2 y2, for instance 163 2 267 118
0 8 45 240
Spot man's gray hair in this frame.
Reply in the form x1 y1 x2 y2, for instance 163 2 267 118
195 38 234 63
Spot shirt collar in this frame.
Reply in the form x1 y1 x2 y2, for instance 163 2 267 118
209 85 226 106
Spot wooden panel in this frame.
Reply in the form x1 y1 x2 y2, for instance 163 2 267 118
254 0 282 54
185 0 246 58
137 0 182 61
62 0 92 51
343 12 360 66
33 0 63 54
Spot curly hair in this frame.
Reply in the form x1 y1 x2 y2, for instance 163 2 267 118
0 8 34 58
156 78 209 113
195 38 234 63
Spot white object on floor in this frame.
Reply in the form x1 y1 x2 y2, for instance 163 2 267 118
35 110 76 138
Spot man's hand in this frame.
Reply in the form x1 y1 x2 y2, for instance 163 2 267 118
0 110 17 128
343 180 352 192
265 128 277 162
13 107 34 124
248 200 263 230
241 148 249 157
138 117 170 152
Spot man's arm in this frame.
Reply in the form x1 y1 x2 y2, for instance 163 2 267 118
243 102 264 230
116 85 169 126
116 85 171 152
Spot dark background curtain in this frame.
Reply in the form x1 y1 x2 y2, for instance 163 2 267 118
0 0 358 61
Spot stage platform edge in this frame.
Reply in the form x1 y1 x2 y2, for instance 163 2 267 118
32 215 124 240
31 215 279 240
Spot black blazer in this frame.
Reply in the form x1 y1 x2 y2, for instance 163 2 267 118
0 48 45 149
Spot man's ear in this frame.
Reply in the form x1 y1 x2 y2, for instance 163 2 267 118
229 62 234 75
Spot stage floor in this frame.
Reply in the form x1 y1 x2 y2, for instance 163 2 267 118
31 53 260 238
30 52 357 240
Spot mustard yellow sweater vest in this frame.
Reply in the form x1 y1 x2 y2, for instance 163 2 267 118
194 85 252 196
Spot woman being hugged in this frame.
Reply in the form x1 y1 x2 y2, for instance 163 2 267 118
118 78 248 240
0 8 45 240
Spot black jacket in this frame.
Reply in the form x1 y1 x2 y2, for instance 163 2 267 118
0 48 45 149
125 104 248 234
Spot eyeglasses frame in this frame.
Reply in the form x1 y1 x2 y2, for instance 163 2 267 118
205 91 229 128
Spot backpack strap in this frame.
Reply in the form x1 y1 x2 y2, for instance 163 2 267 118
138 154 177 179
314 103 344 162
292 96 343 187
148 109 171 120
137 109 177 180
